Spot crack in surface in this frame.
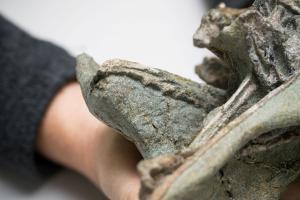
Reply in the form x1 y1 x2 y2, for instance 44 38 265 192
219 169 234 199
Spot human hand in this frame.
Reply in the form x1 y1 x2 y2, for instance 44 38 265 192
35 82 300 200
37 82 141 200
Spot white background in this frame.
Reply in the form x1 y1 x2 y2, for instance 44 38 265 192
0 0 210 199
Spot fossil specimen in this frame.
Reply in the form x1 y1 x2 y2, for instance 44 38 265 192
76 0 300 199
76 55 226 158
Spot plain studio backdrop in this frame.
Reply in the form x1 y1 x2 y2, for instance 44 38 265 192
0 0 211 199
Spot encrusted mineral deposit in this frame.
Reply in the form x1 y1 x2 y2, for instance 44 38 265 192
76 55 226 158
76 0 300 199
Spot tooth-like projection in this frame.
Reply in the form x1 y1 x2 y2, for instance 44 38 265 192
195 57 233 90
76 54 226 158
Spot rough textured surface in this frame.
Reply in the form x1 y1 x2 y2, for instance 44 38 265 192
139 74 300 200
191 0 300 147
76 0 300 199
227 130 300 200
76 54 226 158
195 57 232 90
139 131 300 200
137 0 300 199
194 1 300 89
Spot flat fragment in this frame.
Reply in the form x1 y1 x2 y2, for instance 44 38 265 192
76 54 226 158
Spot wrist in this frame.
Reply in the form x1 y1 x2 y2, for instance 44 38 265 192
37 82 100 182
37 82 141 199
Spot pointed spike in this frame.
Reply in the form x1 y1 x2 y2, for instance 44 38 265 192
76 53 100 101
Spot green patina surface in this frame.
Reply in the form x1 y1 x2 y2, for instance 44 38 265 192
76 0 300 199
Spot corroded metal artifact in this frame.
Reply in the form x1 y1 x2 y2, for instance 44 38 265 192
76 0 300 199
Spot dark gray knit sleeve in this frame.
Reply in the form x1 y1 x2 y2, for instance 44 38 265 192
0 15 76 179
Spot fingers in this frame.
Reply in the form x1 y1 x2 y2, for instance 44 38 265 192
280 177 300 200
95 127 142 200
